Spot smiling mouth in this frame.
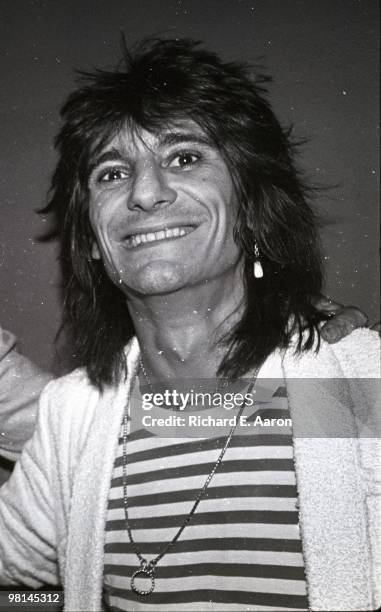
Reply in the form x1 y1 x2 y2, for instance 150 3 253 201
124 225 196 249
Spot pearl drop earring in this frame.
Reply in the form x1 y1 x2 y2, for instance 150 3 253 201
253 242 263 279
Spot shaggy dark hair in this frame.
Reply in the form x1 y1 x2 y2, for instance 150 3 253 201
44 37 324 389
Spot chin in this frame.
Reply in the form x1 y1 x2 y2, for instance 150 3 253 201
124 261 188 296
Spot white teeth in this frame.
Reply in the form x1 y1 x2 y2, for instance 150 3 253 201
126 226 192 247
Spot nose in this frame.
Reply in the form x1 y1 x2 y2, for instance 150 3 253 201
127 161 177 211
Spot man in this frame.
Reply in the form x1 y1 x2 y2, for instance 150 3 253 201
0 39 379 611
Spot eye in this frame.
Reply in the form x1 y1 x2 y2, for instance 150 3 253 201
168 151 200 169
97 167 129 182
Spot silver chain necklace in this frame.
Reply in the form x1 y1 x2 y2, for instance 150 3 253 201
138 357 153 391
122 366 258 596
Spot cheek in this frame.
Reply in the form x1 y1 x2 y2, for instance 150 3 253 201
216 194 240 259
88 195 104 231
89 190 127 239
89 217 106 260
215 192 238 238
88 213 115 265
88 196 115 248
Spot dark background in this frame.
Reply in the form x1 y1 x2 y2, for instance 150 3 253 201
0 0 379 374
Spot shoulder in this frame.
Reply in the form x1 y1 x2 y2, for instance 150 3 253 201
283 328 380 379
40 335 139 425
282 329 380 438
41 366 96 398
326 328 380 378
38 367 101 431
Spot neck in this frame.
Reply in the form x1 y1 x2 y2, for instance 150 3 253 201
126 266 245 382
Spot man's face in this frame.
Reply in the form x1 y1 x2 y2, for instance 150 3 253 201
87 119 242 296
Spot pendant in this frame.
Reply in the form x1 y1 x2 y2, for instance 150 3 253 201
131 562 155 595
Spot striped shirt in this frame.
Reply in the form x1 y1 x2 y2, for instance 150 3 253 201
103 380 308 611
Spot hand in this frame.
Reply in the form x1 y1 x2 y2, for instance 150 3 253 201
312 294 376 343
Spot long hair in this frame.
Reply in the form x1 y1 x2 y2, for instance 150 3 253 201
44 37 324 389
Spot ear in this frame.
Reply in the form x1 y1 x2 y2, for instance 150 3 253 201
91 241 101 260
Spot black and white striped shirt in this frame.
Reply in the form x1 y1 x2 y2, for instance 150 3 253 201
103 381 308 611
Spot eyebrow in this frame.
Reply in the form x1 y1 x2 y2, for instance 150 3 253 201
156 131 214 148
89 148 124 175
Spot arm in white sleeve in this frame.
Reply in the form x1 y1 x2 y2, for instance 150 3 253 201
0 327 53 461
0 381 60 586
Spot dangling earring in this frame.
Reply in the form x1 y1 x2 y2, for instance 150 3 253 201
253 242 264 278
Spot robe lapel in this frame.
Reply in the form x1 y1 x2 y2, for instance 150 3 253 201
65 339 140 611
